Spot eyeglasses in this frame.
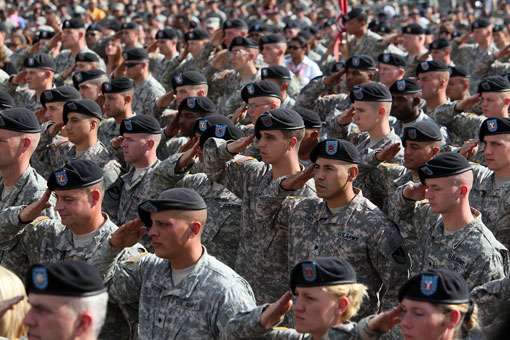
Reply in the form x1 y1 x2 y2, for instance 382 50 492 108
287 45 302 50
247 102 272 109
229 50 248 57
125 62 142 68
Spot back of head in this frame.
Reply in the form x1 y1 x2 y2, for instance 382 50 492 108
0 266 29 338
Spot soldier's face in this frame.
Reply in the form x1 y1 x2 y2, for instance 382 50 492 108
483 134 510 172
53 187 95 227
401 34 423 54
352 101 381 133
258 130 290 164
481 92 507 117
247 97 278 124
25 68 47 90
187 40 207 56
313 158 355 199
179 110 203 137
446 77 467 102
157 39 175 55
404 140 437 170
0 129 24 167
430 49 448 65
417 73 441 100
104 93 127 118
400 298 451 340
62 28 81 48
224 29 244 47
230 47 251 71
121 29 138 46
378 64 403 88
24 294 81 340
75 61 95 73
175 86 199 105
121 133 152 164
391 94 417 122
262 43 283 65
423 177 462 214
345 69 371 92
78 81 101 101
472 27 489 44
45 102 65 123
65 113 94 145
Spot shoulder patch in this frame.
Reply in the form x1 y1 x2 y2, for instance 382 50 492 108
352 128 361 134
380 162 400 167
53 138 69 147
234 155 255 165
469 162 480 165
286 195 306 199
216 70 230 80
30 216 49 226
125 252 149 263
101 117 108 121
464 112 479 117
320 94 337 99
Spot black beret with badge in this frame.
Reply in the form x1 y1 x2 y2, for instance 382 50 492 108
330 61 345 73
171 71 207 90
429 37 450 50
47 159 104 191
294 107 322 129
418 152 472 185
102 77 134 94
184 29 210 41
449 65 470 78
390 79 421 94
342 8 363 23
416 60 449 76
254 108 305 139
72 69 107 89
493 24 504 33
24 54 56 72
63 99 102 124
35 30 55 43
122 48 148 61
178 96 216 114
471 17 490 30
193 114 235 135
398 269 470 304
261 66 291 80
223 18 248 30
249 24 272 34
241 81 282 102
310 138 359 163
378 53 407 68
477 75 510 93
138 188 207 227
479 117 510 141
285 22 300 30
62 18 85 29
229 36 258 51
0 107 40 133
75 52 99 63
290 257 357 294
120 115 161 136
345 54 376 70
41 86 81 107
259 33 286 47
402 23 425 35
402 121 442 145
350 82 392 102
27 260 106 297
120 22 139 30
87 23 103 32
156 28 178 40
199 123 244 148
0 90 13 109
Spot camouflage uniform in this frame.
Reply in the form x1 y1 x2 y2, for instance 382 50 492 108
97 118 121 147
41 45 106 74
280 95 296 109
149 153 242 268
149 54 180 91
1 81 43 111
223 305 382 340
157 135 189 161
472 275 510 335
203 137 316 304
387 188 508 289
0 207 144 340
97 246 256 339
389 110 450 146
348 30 390 60
132 75 166 117
256 183 409 317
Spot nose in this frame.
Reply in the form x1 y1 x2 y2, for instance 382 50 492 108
23 308 36 327
400 312 412 330
424 188 432 200
293 296 304 312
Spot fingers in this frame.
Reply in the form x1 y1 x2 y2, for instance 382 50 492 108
276 291 293 312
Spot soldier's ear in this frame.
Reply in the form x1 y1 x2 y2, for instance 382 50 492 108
347 166 358 181
281 83 289 91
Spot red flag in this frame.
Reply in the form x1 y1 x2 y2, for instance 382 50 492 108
333 0 348 61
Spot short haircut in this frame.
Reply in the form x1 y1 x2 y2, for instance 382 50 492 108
322 283 368 322
67 292 108 337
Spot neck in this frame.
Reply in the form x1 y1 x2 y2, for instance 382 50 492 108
35 82 52 98
133 71 148 84
478 40 490 49
125 41 137 49
426 93 447 111
409 46 425 57
367 123 390 140
70 211 105 235
271 153 302 180
354 26 367 39
401 109 420 124
442 203 474 231
494 168 510 177
75 136 97 151
291 55 304 66
113 108 134 125
327 187 356 209
70 40 86 56
485 110 509 118
165 50 177 59
134 154 156 169
269 56 285 66
0 160 29 186
238 64 257 79
170 244 204 270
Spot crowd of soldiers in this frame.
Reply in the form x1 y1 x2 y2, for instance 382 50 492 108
2 0 510 339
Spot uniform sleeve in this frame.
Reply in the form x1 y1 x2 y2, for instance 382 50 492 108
434 103 484 142
295 78 326 110
386 186 427 242
472 276 510 328
464 249 506 291
216 280 258 337
0 206 29 249
206 69 233 100
149 153 191 197
33 126 71 169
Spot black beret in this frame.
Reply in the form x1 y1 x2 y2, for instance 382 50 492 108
63 99 102 124
47 159 104 190
72 69 107 89
416 60 449 76
120 115 161 135
0 108 40 133
24 54 56 72
285 22 300 30
122 48 148 61
398 269 470 304
378 53 407 68
290 258 357 294
477 76 510 93
184 29 210 41
402 121 442 145
87 23 103 32
303 26 319 36
36 30 55 42
342 8 363 23
254 108 305 139
106 19 121 32
229 36 258 51
375 24 392 34
294 107 322 129
120 22 139 30
297 30 313 41
75 52 100 63
418 152 471 185
138 188 207 227
199 124 244 148
323 19 335 28
479 118 510 141
390 79 421 94
223 18 248 30
0 90 13 110
241 81 282 102
41 86 82 107
493 24 505 33
330 61 345 73
156 28 178 40
309 138 359 163
27 261 106 297
259 34 286 47
178 96 216 114
101 77 134 94
193 114 234 135
345 54 376 70
471 17 490 30
249 24 272 34
402 23 425 35
449 65 470 78
429 38 450 50
62 18 85 29
172 71 207 90
261 66 291 80
350 82 392 102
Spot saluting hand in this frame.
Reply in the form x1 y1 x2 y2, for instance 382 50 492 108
367 305 404 333
19 189 52 223
260 291 293 328
157 90 176 108
323 68 346 88
458 138 479 160
402 182 427 201
0 296 24 319
337 107 355 126
455 93 480 112
109 218 146 249
226 134 255 154
280 165 315 191
376 143 401 162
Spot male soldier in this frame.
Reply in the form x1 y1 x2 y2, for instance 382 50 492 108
0 160 145 340
149 28 180 91
34 99 121 188
446 65 470 102
23 261 109 340
260 66 296 108
120 22 141 50
222 18 249 50
429 38 454 66
86 23 103 49
54 52 101 87
203 108 316 305
293 107 322 166
387 152 508 290
72 69 108 101
377 53 406 88
95 188 256 338
123 48 166 117
296 55 377 122
4 54 55 111
150 116 244 267
415 60 450 120
399 23 429 76
254 138 409 317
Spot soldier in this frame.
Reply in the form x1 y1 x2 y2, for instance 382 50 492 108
255 139 409 317
34 99 121 188
1 160 145 340
293 107 322 166
387 152 508 289
72 69 108 101
377 53 406 88
123 48 166 117
203 108 316 305
4 54 55 111
95 188 256 338
222 18 249 50
260 66 296 108
54 52 101 87
86 23 104 49
120 22 142 50
149 28 180 91
446 65 470 102
429 38 454 67
399 24 429 76
415 60 450 120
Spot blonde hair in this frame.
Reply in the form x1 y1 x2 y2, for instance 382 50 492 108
0 266 30 338
322 283 368 322
436 302 480 334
